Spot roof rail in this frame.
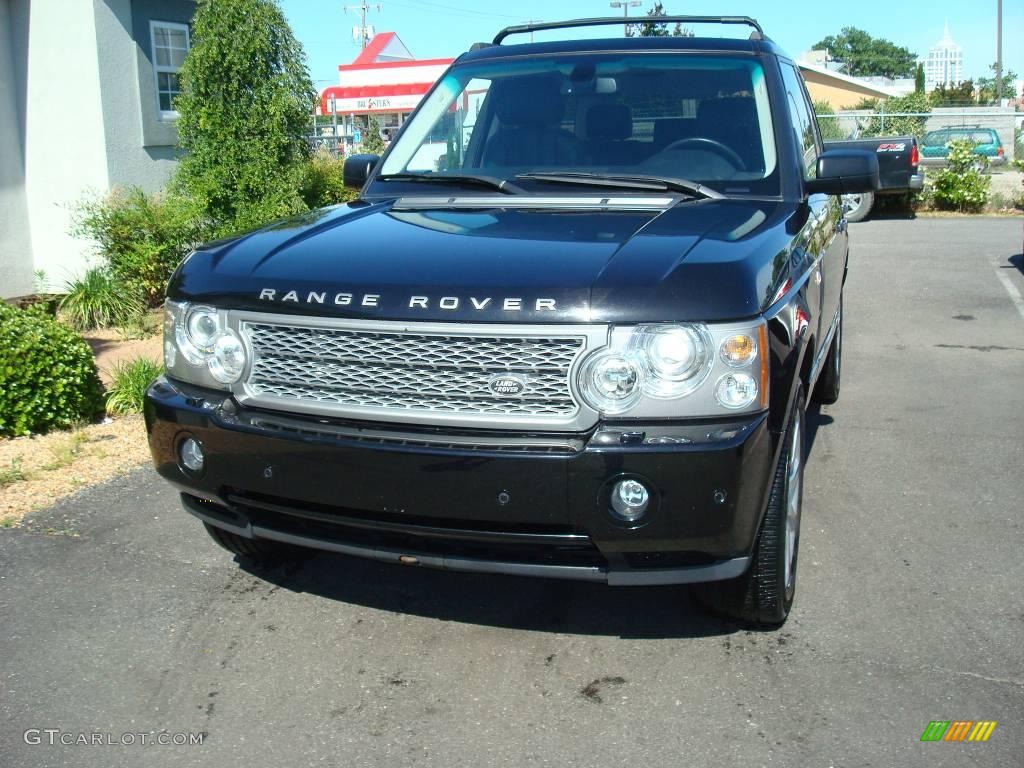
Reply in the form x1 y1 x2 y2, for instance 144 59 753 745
492 16 765 45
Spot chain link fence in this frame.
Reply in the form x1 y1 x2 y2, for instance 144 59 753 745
815 107 1019 161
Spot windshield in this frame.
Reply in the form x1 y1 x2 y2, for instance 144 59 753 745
377 53 779 197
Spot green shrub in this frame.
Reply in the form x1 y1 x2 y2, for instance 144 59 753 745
299 149 359 209
813 100 847 141
74 188 205 306
174 0 315 237
59 267 145 330
862 92 931 138
360 115 386 155
930 140 991 212
105 357 164 415
0 302 105 437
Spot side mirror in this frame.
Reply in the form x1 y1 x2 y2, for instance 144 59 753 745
343 154 380 189
805 149 879 196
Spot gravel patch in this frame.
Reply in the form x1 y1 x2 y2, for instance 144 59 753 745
0 415 151 526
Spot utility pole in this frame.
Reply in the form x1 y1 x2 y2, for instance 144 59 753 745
609 0 641 37
344 1 381 49
995 0 1003 102
520 19 543 43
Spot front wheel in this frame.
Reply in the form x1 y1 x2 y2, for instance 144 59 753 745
840 191 873 223
693 386 806 627
203 523 301 566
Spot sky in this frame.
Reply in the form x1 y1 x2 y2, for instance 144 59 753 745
278 0 1023 90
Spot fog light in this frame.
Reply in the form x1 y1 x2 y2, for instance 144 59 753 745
180 437 204 473
610 479 650 522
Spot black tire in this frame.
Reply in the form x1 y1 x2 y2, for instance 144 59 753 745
693 386 806 627
841 191 873 223
813 297 842 405
203 522 297 565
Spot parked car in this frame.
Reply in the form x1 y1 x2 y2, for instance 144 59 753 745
920 127 1006 167
145 15 879 627
825 137 923 222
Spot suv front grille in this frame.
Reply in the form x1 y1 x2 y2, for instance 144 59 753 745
237 318 600 429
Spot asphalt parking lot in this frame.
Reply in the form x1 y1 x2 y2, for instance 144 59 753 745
2 216 1022 767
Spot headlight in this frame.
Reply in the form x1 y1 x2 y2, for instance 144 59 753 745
635 324 712 398
209 330 246 384
175 305 219 364
577 321 767 418
579 351 642 414
164 301 248 389
715 372 758 409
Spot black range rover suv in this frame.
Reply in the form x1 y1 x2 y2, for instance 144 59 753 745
145 17 878 626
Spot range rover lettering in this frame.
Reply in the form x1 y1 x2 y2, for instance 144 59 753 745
145 16 878 626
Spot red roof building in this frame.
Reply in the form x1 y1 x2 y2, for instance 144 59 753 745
318 33 453 148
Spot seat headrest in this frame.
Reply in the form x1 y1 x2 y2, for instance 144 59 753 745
586 103 632 141
493 75 564 127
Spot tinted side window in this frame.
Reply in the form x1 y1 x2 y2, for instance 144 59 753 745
780 65 819 180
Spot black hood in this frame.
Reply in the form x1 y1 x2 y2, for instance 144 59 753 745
170 197 798 323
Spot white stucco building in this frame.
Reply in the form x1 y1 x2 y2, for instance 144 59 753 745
924 23 963 91
0 0 195 299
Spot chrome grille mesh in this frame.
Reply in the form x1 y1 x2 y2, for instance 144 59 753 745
241 321 585 421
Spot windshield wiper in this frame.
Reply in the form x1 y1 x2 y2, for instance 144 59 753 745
515 172 723 200
376 173 524 195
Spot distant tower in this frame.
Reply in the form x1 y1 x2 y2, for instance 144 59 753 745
923 22 963 91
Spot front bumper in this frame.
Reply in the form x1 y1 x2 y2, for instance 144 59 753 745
145 377 775 586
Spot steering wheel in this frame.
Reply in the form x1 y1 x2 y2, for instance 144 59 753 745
661 137 746 170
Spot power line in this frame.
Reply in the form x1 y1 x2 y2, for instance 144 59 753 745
397 0 520 18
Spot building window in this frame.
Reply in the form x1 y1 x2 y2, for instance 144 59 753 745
150 21 190 119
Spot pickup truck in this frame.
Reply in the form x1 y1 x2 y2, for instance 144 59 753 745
825 137 923 222
145 16 879 626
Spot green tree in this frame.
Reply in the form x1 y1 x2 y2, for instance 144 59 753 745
360 116 386 155
628 3 690 37
930 80 976 107
862 92 931 138
813 100 847 140
812 27 917 78
174 0 316 236
914 63 925 94
977 63 1019 105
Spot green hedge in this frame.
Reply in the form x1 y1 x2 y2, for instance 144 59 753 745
299 149 359 210
73 188 206 307
0 303 105 437
930 140 991 212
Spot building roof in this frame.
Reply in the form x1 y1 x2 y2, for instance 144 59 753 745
321 33 454 115
797 60 900 99
340 32 453 72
